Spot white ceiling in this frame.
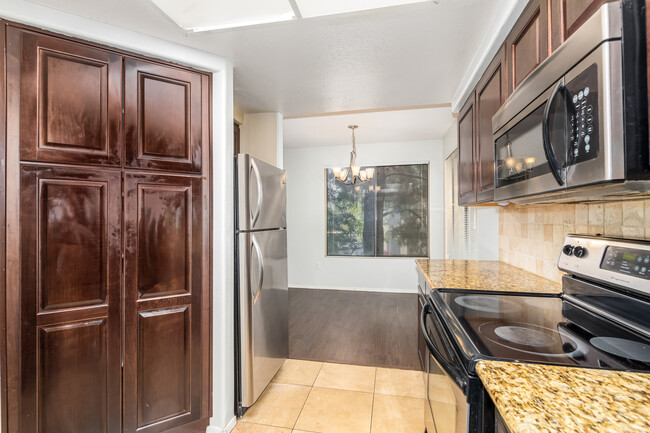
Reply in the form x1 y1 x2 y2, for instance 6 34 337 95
283 106 453 148
20 0 516 117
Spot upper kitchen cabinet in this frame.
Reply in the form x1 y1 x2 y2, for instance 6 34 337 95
476 45 506 203
505 0 548 95
124 58 208 173
458 91 476 206
549 0 618 52
8 27 123 166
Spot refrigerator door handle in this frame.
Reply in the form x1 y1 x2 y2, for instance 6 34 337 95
250 159 264 227
251 234 264 304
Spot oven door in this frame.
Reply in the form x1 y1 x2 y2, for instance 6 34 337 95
421 302 469 433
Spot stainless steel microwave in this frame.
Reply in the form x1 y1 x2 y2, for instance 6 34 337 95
492 1 649 204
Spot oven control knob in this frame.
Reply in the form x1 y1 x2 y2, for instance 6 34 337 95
562 245 574 256
574 246 587 258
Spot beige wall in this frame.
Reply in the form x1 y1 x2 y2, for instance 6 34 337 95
240 112 283 167
499 200 650 283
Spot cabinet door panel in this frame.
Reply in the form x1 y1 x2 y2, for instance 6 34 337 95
123 173 203 433
8 27 122 166
125 59 204 173
137 308 190 427
19 165 122 433
550 0 616 51
38 320 108 433
476 47 506 203
506 0 548 94
458 93 476 206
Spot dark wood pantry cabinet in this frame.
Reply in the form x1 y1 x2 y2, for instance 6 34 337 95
2 22 211 433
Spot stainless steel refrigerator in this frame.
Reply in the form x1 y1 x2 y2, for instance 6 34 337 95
235 154 288 416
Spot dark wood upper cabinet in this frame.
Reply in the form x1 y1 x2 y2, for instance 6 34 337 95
505 0 549 95
124 58 206 173
476 46 506 203
458 92 477 206
123 173 205 433
18 165 122 433
8 27 123 167
549 0 618 52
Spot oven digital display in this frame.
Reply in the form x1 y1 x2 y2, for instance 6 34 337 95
601 246 650 279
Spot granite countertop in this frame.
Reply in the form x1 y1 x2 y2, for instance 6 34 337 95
415 259 561 294
476 360 650 433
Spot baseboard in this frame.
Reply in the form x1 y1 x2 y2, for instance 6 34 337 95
206 416 237 433
289 284 415 294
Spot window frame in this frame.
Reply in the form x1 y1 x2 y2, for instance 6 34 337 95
324 162 430 259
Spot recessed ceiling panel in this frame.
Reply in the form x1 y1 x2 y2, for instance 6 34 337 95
149 0 294 32
295 0 432 18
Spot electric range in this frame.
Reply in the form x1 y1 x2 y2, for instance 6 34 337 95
421 235 650 433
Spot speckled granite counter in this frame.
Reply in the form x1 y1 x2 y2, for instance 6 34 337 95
416 260 561 294
477 360 650 433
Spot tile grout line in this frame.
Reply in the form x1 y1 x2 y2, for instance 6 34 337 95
369 367 377 433
290 362 325 432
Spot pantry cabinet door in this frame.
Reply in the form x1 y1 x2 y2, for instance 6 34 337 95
18 165 122 433
123 173 205 433
8 26 122 166
124 58 206 173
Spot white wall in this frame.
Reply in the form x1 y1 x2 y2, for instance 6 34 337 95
241 112 284 167
442 119 458 159
1 2 236 432
284 140 444 294
441 120 499 261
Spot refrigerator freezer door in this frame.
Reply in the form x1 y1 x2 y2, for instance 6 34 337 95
237 154 287 232
238 229 288 408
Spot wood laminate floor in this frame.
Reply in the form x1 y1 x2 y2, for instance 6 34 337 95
289 288 420 370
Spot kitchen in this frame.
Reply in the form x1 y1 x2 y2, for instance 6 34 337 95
0 0 649 433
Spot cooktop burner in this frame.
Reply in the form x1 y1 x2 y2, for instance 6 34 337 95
454 295 519 314
590 337 650 363
492 324 558 347
434 290 650 371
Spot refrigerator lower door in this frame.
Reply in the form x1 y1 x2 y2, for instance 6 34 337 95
238 229 288 408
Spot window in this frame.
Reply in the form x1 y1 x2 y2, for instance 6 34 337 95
326 163 429 257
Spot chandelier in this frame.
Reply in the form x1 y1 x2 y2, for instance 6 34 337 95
333 125 375 185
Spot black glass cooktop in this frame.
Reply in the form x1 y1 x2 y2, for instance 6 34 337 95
433 290 650 372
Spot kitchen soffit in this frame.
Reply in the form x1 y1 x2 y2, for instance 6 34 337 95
149 0 437 32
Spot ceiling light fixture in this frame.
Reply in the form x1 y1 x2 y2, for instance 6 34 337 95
333 125 375 185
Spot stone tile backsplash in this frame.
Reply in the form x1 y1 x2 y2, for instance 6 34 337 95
499 200 650 283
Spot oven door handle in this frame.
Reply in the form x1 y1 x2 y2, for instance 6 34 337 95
542 79 566 186
420 303 468 393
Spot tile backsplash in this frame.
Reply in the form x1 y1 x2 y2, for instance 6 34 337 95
499 200 650 283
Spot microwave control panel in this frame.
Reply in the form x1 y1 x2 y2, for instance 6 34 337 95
566 63 599 165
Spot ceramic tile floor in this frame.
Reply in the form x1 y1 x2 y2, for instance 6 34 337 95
234 359 426 433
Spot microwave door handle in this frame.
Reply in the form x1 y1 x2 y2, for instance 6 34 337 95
543 80 566 186
420 304 468 392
